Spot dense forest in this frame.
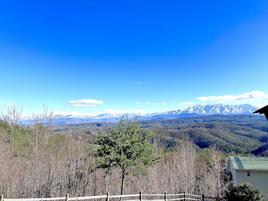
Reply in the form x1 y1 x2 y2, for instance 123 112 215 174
56 115 268 154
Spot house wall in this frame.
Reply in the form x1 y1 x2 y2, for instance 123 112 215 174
234 170 268 200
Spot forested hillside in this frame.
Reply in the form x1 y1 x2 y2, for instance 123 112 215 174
56 115 268 154
141 115 268 154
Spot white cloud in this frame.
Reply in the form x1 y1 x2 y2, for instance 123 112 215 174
197 90 268 103
68 99 104 107
136 81 142 85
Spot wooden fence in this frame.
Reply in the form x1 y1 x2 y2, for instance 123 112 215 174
0 193 220 201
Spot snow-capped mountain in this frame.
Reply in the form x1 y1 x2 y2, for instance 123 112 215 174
141 104 257 121
180 104 256 115
23 104 258 125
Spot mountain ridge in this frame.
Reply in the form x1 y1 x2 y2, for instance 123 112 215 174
34 104 258 125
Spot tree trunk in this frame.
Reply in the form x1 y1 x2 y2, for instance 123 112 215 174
120 170 125 195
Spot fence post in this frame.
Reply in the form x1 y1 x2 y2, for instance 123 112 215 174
201 194 205 201
106 192 110 201
65 194 69 201
139 192 142 201
164 192 167 201
0 194 4 201
183 192 185 201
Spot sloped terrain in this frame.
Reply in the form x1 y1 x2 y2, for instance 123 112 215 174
140 115 268 153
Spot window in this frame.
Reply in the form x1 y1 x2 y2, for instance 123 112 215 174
247 171 251 176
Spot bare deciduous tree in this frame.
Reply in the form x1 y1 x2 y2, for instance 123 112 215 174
0 115 225 198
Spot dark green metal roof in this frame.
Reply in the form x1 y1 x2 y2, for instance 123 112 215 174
230 156 268 171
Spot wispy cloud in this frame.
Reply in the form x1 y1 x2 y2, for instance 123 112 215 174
197 90 268 103
68 99 104 107
136 81 142 85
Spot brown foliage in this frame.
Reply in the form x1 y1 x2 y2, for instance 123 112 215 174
0 120 224 198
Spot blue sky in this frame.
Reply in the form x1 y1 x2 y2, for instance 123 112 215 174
0 0 268 116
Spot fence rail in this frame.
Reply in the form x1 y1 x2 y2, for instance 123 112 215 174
0 192 219 201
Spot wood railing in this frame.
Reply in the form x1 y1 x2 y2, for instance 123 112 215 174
0 192 218 201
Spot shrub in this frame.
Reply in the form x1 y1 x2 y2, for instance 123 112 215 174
225 183 262 201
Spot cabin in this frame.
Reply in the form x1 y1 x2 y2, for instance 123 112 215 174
227 156 268 200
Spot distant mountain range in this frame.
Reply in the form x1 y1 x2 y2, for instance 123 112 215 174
31 104 258 125
151 103 257 117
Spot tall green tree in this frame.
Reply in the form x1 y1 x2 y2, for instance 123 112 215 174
94 116 158 195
